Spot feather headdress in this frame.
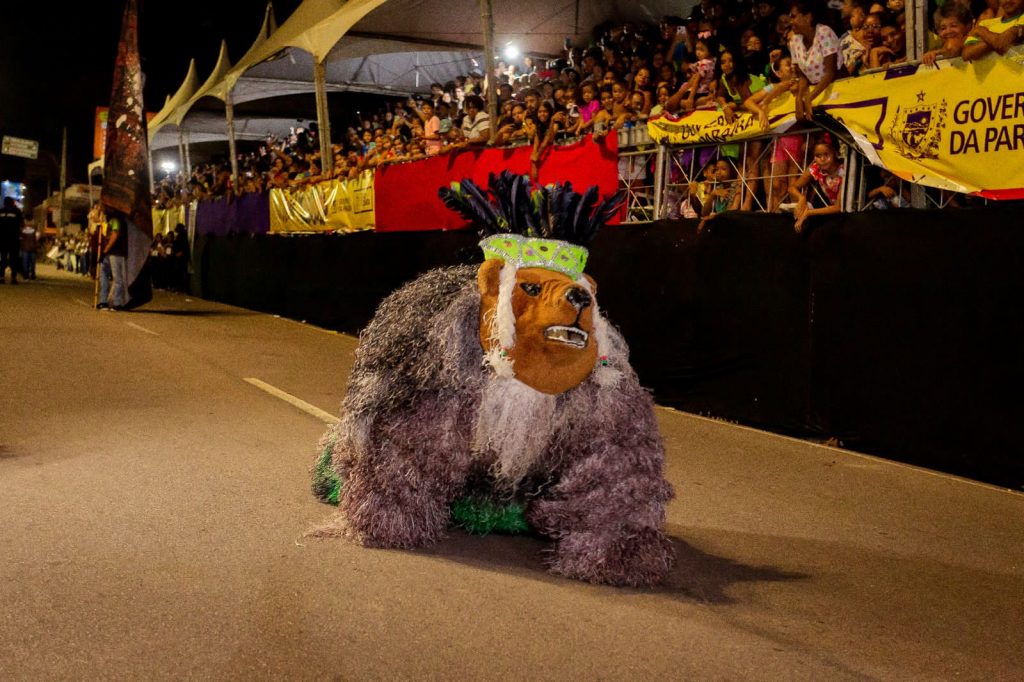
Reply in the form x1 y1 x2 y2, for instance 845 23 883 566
438 171 625 279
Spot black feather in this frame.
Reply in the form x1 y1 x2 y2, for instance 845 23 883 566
571 185 600 244
439 174 617 245
461 179 503 235
588 190 627 239
438 183 487 227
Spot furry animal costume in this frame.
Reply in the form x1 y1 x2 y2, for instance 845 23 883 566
314 174 675 587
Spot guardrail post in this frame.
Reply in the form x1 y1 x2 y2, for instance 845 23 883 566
653 143 666 220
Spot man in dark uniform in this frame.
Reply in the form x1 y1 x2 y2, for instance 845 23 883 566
0 197 23 284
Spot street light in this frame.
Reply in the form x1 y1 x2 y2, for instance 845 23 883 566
160 160 177 177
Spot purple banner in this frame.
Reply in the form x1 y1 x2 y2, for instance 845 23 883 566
195 192 270 236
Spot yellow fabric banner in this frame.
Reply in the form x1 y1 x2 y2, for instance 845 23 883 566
647 49 1024 198
152 205 186 235
819 49 1024 198
269 171 375 233
647 91 799 146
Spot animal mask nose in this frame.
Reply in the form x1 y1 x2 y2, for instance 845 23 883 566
566 286 592 310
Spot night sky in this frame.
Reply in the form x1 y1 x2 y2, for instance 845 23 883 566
0 0 302 195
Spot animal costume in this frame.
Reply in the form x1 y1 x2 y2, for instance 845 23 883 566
313 172 675 587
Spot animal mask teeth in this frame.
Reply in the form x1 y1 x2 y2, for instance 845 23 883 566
544 326 589 348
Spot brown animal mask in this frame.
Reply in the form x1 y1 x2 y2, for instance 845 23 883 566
478 259 599 394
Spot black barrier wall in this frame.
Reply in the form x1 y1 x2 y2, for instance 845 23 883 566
192 208 1024 488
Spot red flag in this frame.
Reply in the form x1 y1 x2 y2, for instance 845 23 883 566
101 0 153 308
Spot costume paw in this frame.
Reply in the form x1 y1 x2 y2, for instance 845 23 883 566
548 527 674 587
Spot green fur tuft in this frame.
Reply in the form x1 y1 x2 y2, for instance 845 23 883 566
311 443 342 503
450 496 529 535
312 441 528 535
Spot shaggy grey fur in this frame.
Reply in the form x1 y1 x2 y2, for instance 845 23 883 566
317 264 675 587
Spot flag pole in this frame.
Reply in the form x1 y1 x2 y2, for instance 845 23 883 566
480 0 498 144
100 0 154 310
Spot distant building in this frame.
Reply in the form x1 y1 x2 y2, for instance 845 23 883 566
31 183 101 235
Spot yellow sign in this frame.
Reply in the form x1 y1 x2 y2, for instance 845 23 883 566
648 49 1024 199
647 91 799 146
820 48 1024 198
269 171 375 233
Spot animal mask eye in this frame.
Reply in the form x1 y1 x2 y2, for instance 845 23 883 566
520 282 541 296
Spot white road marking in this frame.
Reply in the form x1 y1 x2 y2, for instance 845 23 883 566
657 405 1021 496
243 378 338 424
125 321 159 336
272 314 341 336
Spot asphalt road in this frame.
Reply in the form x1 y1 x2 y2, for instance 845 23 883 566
2 264 1022 680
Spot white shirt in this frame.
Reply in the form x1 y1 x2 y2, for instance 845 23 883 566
461 111 491 143
789 24 840 85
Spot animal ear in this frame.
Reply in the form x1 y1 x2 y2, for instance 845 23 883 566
582 273 597 298
478 258 504 298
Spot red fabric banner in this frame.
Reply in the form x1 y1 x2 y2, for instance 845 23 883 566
374 134 620 232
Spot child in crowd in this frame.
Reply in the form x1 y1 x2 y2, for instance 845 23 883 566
649 84 672 117
865 168 911 209
589 85 632 140
788 134 845 233
697 158 742 231
667 36 717 112
575 82 600 130
611 81 631 116
563 86 581 129
743 53 803 212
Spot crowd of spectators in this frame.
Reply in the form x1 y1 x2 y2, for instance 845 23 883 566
42 223 188 293
151 0 1024 223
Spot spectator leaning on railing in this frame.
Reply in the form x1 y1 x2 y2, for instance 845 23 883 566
153 5 984 218
962 0 1024 61
922 3 974 65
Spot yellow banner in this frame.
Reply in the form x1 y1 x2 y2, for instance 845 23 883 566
648 49 1024 198
152 205 185 235
647 91 799 145
820 49 1024 198
269 171 375 233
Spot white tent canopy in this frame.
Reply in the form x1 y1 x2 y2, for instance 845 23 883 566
147 0 696 169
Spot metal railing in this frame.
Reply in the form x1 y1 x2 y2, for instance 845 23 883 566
616 126 985 223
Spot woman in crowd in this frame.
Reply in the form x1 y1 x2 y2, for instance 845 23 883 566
922 3 974 65
526 102 569 179
714 47 764 124
788 0 840 121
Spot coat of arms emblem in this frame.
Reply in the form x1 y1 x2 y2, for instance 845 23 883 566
889 99 947 160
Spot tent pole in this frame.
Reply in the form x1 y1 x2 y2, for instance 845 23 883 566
480 0 498 143
184 131 192 177
225 94 240 191
314 59 333 177
178 127 187 180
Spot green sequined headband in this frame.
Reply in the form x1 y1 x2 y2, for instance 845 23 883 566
480 233 589 279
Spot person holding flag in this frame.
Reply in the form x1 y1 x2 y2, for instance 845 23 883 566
99 0 153 310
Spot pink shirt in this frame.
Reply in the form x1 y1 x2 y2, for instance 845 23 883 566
424 115 442 155
689 57 716 95
579 99 600 123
